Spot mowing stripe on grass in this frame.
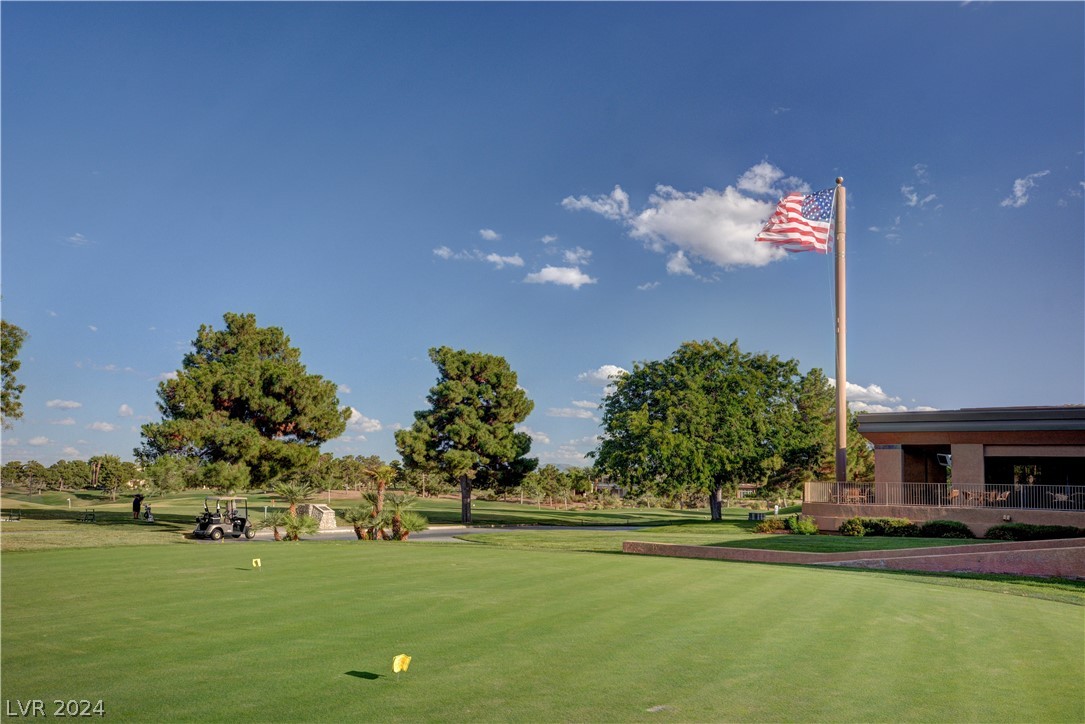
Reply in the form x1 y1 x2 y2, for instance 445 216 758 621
3 544 1082 722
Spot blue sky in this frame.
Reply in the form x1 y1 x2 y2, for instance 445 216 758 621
3 2 1082 468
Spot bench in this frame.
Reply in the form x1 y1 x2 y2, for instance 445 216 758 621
747 512 766 521
2 510 21 522
78 510 96 523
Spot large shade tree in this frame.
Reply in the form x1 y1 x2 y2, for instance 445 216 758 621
593 339 828 520
1 320 28 429
137 313 349 487
395 346 536 523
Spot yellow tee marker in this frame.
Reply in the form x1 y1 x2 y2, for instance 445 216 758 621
392 654 411 674
252 558 262 568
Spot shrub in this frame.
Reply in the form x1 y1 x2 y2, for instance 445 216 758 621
753 516 788 533
838 517 919 537
838 518 865 537
918 520 975 539
983 523 1085 541
786 514 818 535
873 518 921 537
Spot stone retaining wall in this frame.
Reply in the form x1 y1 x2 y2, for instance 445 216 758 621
622 538 1085 579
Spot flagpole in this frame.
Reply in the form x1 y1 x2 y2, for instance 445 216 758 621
834 177 848 483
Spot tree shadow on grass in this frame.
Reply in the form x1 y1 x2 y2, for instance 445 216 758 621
346 671 383 680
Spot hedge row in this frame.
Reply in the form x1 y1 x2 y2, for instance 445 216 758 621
839 517 1085 541
753 514 818 535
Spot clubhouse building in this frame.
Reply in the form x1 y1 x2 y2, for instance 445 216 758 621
803 406 1085 535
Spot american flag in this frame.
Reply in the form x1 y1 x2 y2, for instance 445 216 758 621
755 187 836 253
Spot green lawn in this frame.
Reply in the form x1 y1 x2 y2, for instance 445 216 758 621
2 543 1083 722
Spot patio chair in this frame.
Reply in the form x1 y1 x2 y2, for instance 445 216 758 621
993 491 1010 505
946 489 960 505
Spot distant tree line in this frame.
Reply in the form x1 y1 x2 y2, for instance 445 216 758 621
1 312 874 522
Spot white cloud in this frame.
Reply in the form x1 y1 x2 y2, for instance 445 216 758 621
479 228 501 241
561 185 631 220
50 417 77 425
1001 170 1050 208
67 232 92 246
62 446 81 457
571 400 598 409
564 163 813 271
433 246 455 260
578 364 628 386
87 422 117 432
46 399 82 409
347 408 383 433
541 235 558 244
118 404 134 417
666 250 694 276
88 325 98 332
547 407 597 420
524 265 596 289
338 384 352 394
28 436 51 446
736 161 810 197
157 371 178 382
902 185 937 208
516 425 551 446
827 379 937 413
562 247 592 266
637 281 661 291
484 253 524 269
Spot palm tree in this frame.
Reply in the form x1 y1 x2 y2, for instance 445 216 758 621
271 480 315 518
361 464 396 522
341 506 371 540
396 510 429 541
283 512 319 541
260 510 290 541
384 492 418 540
361 491 390 540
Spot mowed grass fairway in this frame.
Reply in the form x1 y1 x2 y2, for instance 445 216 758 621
3 543 1082 723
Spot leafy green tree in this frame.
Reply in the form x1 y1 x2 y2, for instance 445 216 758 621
21 460 49 498
1 320 28 428
48 459 92 491
89 455 136 501
197 461 251 493
594 339 814 521
396 347 536 523
1 460 24 488
137 312 350 487
142 455 196 494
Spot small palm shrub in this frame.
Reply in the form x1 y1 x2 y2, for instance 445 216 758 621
282 512 319 541
396 511 430 540
918 520 975 539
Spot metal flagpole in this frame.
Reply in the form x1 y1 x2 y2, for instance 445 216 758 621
834 178 848 483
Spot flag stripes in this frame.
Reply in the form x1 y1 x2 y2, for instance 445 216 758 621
755 188 836 253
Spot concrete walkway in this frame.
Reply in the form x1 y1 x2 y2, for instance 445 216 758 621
251 524 640 543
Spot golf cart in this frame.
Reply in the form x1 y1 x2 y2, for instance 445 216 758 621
193 496 256 540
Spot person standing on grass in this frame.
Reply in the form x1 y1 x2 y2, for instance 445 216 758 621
132 493 144 519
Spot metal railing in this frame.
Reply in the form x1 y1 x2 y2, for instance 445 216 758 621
804 482 1085 512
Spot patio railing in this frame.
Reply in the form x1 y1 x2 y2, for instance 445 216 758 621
804 482 1085 512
